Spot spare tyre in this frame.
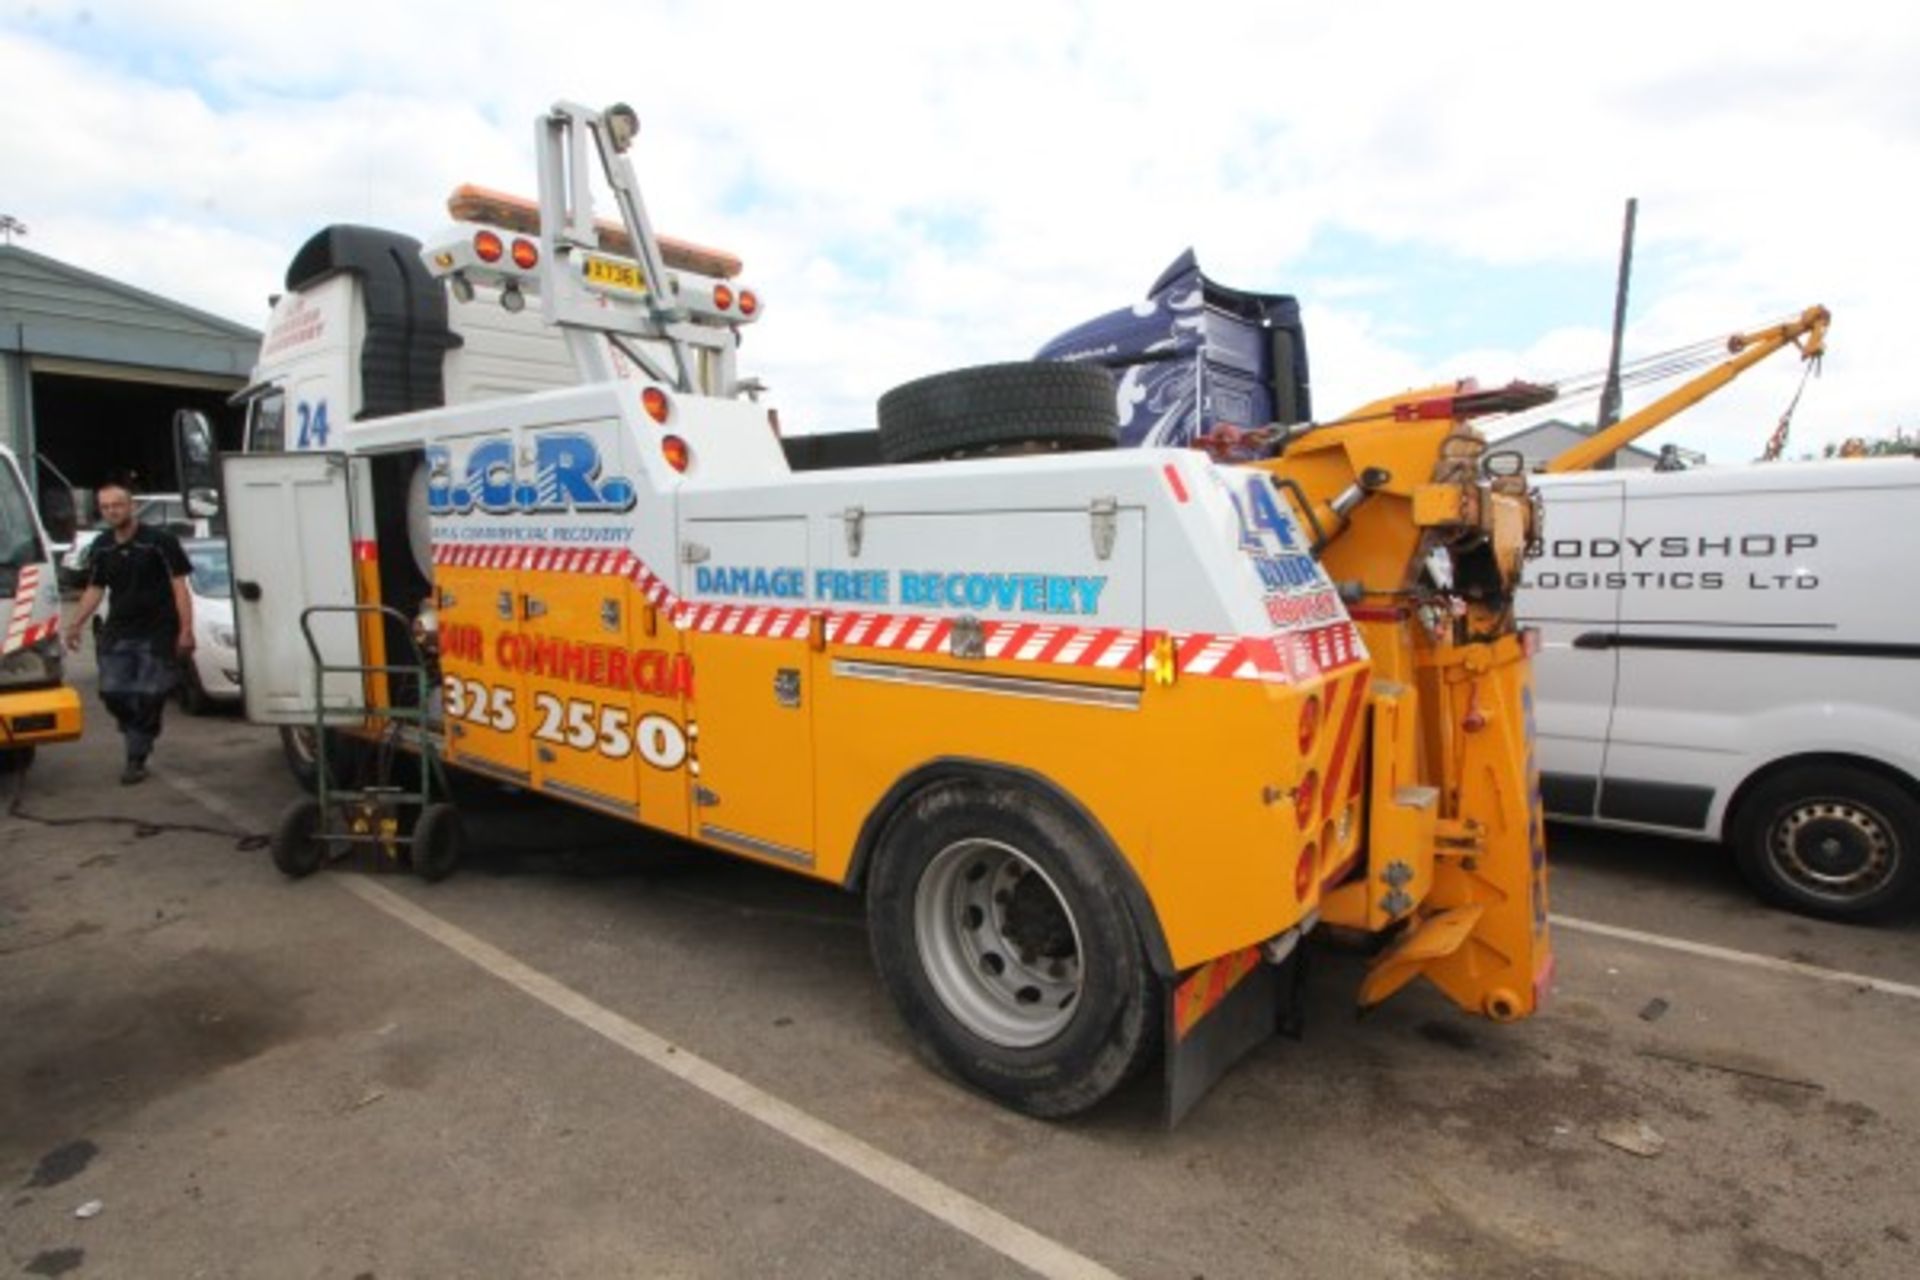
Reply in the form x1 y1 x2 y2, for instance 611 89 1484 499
877 362 1119 464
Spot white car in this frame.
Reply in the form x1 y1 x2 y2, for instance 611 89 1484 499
93 537 240 713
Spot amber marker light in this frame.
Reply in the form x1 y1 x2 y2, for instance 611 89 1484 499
713 283 734 311
473 230 504 263
511 238 539 269
661 435 691 473
641 386 671 424
738 290 759 317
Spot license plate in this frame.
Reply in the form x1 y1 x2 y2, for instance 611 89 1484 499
582 255 647 294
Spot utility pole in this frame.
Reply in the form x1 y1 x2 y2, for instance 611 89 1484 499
0 214 26 246
1594 197 1637 471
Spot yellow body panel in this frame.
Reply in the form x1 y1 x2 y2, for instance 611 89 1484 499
436 564 532 785
684 630 817 866
811 650 1353 969
1 683 84 746
384 552 1360 970
634 606 692 839
520 574 644 817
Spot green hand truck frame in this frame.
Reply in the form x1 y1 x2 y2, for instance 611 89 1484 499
268 603 465 881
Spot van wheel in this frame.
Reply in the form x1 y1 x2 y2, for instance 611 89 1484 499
866 779 1158 1117
1732 765 1920 921
876 362 1119 464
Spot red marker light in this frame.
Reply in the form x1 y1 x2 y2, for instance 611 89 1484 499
641 386 671 424
713 283 734 311
473 230 504 263
738 290 759 317
1295 844 1317 902
1295 770 1319 829
1298 693 1322 757
661 435 691 473
510 238 539 270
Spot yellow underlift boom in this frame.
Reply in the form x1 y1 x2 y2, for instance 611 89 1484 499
1247 380 1558 1020
1252 303 1829 1020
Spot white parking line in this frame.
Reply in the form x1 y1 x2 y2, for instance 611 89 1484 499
337 876 1124 1280
155 767 1122 1276
1553 914 1920 1001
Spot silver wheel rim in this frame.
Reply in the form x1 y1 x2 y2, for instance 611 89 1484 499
286 727 318 767
1770 798 1899 902
914 838 1083 1048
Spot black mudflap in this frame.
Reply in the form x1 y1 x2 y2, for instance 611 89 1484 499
1163 946 1306 1126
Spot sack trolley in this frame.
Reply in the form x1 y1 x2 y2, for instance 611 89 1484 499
268 604 463 881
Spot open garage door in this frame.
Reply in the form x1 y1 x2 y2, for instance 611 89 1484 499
29 363 243 543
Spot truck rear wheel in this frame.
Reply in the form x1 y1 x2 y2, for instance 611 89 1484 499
876 362 1119 464
866 779 1158 1117
1732 764 1920 921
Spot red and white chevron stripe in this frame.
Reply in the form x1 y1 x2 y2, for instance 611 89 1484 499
429 540 1367 684
4 564 58 656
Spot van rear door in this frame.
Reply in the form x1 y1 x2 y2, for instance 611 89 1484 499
222 452 364 724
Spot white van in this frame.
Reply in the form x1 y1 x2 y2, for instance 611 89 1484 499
1521 457 1920 920
1 443 84 767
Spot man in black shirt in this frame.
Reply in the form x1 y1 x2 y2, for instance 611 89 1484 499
63 482 195 784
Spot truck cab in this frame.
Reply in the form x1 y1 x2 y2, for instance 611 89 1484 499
1034 249 1312 448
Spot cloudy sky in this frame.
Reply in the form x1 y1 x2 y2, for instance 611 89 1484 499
3 0 1914 459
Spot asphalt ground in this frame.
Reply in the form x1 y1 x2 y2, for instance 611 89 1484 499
3 649 1916 1279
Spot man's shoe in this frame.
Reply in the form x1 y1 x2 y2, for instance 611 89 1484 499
120 760 148 785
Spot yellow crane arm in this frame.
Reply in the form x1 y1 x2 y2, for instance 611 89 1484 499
1541 305 1830 473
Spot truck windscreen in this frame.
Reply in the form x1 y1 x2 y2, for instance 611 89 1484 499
0 462 45 571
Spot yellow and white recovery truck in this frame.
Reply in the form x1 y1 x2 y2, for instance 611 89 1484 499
0 443 83 769
186 101 1553 1120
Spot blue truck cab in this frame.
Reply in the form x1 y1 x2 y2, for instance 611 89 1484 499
1032 249 1313 447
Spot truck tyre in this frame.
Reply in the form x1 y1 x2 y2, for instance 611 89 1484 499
1732 764 1920 921
271 798 327 879
876 362 1119 464
412 803 464 883
866 778 1159 1117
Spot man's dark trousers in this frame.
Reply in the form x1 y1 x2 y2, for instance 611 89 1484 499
97 635 176 762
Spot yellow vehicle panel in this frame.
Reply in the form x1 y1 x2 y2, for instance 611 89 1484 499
685 625 816 868
435 564 531 786
518 573 645 817
1 683 84 747
809 645 1361 970
633 604 692 839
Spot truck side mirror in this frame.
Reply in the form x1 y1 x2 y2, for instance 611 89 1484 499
172 408 221 521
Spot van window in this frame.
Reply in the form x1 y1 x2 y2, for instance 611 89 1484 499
0 461 45 570
249 390 288 452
